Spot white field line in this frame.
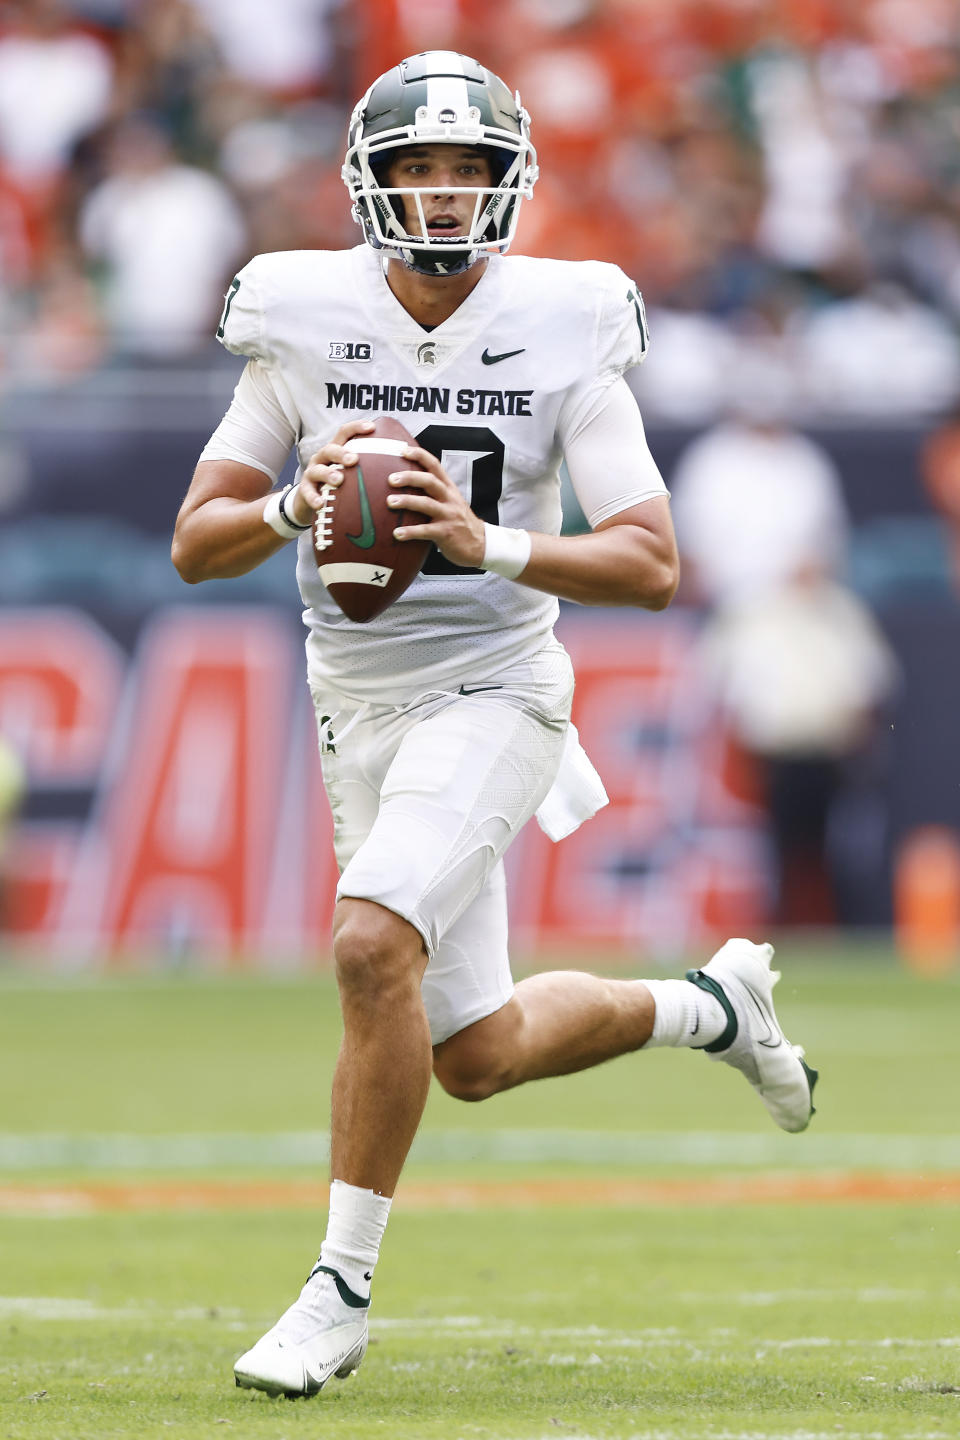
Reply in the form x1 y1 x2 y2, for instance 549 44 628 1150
517 1427 945 1439
3 1297 957 1359
0 1188 96 1216
0 1297 244 1322
677 1287 940 1307
613 1430 960 1440
2 1130 960 1172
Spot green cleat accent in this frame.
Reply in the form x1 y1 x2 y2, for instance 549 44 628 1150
686 939 818 1134
685 967 737 1052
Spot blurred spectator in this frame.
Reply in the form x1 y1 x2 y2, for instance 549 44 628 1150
218 103 356 255
748 47 856 276
0 0 114 272
0 2 114 185
631 307 739 424
796 278 960 418
669 375 850 607
13 256 105 379
110 0 223 156
0 0 957 408
78 112 245 359
671 382 897 924
185 0 346 97
698 571 898 925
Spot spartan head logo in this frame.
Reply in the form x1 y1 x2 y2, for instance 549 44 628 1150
416 341 438 366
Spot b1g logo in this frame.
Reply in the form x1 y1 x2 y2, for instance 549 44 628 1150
329 341 372 361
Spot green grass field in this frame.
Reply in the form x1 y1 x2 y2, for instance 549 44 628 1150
1 943 958 1439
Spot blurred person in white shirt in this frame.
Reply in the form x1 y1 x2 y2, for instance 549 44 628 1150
698 565 897 925
0 0 114 290
186 0 343 97
796 279 960 419
748 50 854 277
670 358 849 608
672 362 897 925
0 0 114 188
79 111 246 359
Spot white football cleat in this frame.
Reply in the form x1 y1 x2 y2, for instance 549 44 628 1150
234 1264 369 1398
686 938 818 1133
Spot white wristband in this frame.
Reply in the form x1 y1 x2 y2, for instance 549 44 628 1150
481 523 531 579
264 484 309 540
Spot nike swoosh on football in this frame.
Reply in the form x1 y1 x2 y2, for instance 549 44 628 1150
481 347 526 365
346 468 376 549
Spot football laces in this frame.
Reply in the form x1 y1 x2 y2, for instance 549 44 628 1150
314 484 336 551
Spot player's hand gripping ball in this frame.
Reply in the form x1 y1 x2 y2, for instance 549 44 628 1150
312 417 432 622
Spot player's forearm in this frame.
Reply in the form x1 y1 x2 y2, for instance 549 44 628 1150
172 495 292 583
517 526 679 609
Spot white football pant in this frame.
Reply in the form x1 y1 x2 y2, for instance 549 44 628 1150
311 640 573 1042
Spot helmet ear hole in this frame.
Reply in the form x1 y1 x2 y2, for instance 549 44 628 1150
369 152 407 227
481 145 509 186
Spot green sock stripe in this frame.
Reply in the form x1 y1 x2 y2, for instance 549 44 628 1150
309 1264 370 1310
684 969 738 1053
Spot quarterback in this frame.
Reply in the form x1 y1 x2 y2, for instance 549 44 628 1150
172 51 817 1398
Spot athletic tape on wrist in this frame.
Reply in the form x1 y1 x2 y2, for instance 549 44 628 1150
264 485 309 539
481 523 531 579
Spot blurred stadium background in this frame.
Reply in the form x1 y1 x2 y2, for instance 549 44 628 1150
2 6 960 1436
0 0 959 971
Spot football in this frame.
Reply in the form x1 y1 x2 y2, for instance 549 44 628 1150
312 417 432 622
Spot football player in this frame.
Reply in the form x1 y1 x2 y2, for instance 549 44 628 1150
172 51 817 1399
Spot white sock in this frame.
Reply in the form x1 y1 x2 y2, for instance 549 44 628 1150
643 978 727 1049
316 1179 392 1301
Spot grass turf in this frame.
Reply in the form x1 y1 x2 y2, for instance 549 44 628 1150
2 1207 958 1439
1 945 958 1142
0 943 958 1437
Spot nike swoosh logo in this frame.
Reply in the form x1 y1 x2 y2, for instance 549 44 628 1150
346 468 376 549
458 683 504 695
481 347 525 365
302 1343 361 1388
743 990 782 1048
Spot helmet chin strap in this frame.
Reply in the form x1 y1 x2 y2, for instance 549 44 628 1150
397 244 482 277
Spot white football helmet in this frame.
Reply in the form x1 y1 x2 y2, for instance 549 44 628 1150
342 50 538 277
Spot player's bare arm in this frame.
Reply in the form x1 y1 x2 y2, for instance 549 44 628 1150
388 447 679 610
171 420 376 582
520 497 679 610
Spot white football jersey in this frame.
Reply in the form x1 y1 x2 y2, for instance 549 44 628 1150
210 244 655 703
